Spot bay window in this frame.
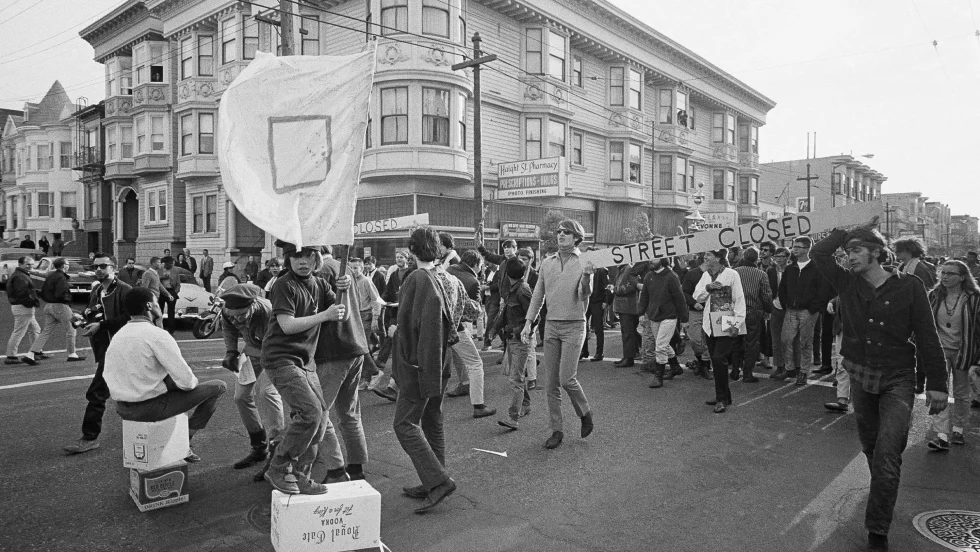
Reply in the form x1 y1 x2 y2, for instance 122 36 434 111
609 67 624 106
727 169 736 201
739 176 750 204
727 114 736 145
149 43 164 82
243 19 259 60
199 35 214 76
38 192 52 218
221 18 237 64
421 88 449 146
525 29 543 75
751 176 758 204
422 0 449 38
136 117 146 153
121 125 133 159
458 93 467 150
548 120 565 157
628 144 641 183
106 126 117 160
571 131 583 166
609 141 624 181
548 30 565 80
381 87 408 144
199 113 214 154
677 91 692 128
738 124 758 153
712 113 735 144
60 142 71 169
659 89 672 124
676 157 688 191
713 169 724 200
525 118 542 160
37 143 50 170
151 115 166 151
628 69 641 110
24 194 32 218
381 0 408 35
301 15 320 54
659 155 671 190
180 38 193 79
180 114 192 156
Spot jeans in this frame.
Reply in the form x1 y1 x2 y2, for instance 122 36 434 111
234 355 285 441
732 309 764 374
6 304 39 357
617 313 641 360
847 361 915 536
159 291 177 332
116 380 227 431
394 392 450 491
687 310 708 357
639 318 677 365
782 308 817 370
450 327 486 405
311 356 369 481
581 303 606 357
832 334 850 401
543 320 591 433
81 339 111 440
930 348 974 435
769 308 787 368
201 274 212 293
706 335 734 405
820 310 834 365
484 302 500 346
31 303 77 355
266 363 327 474
505 338 532 420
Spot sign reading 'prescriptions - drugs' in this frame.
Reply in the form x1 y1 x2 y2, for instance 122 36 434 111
581 200 882 268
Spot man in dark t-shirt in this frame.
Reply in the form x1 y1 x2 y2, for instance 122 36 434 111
262 244 346 496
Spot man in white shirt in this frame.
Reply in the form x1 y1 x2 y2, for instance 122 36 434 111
104 287 227 462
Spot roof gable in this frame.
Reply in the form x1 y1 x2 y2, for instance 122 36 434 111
24 81 73 125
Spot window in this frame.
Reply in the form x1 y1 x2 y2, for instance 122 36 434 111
751 176 758 205
151 115 166 151
59 142 70 169
628 143 641 183
422 88 449 146
221 18 237 64
301 15 320 54
38 192 52 218
727 114 736 145
687 162 696 189
711 113 724 143
106 126 117 160
26 145 32 171
199 35 214 76
159 189 167 221
457 93 467 150
121 125 133 159
61 192 77 219
180 114 193 155
134 44 147 85
712 169 724 200
194 195 205 232
628 69 641 110
243 19 259 60
525 118 542 160
525 29 542 75
571 131 583 166
659 90 672 124
148 190 157 222
150 43 165 82
15 149 21 174
37 143 50 170
609 141 624 181
180 38 193 79
459 16 465 45
548 31 565 80
548 120 565 157
207 194 217 232
381 87 408 144
381 0 408 35
199 113 214 154
572 56 583 87
689 106 696 130
738 124 750 152
422 0 449 37
122 70 132 94
24 193 32 218
148 189 168 223
676 157 688 191
677 91 691 128
659 155 672 191
727 169 736 201
739 176 750 204
750 126 758 153
258 20 281 55
609 67 624 106
136 117 146 153
87 183 99 219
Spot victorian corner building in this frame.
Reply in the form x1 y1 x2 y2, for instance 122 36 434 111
7 0 776 264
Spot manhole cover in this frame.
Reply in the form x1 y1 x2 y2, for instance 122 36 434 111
245 502 272 534
913 510 980 551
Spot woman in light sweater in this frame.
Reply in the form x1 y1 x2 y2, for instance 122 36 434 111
521 219 595 450
694 248 746 413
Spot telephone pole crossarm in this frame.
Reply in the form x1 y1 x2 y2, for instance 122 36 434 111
796 163 819 212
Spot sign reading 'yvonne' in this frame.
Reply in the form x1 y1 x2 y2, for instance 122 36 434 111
353 213 430 235
497 157 566 199
582 200 883 268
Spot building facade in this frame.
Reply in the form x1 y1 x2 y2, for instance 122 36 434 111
881 192 929 244
924 200 951 256
79 0 774 264
950 215 978 258
759 155 885 219
0 82 86 251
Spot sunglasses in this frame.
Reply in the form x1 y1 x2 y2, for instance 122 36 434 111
556 229 574 236
91 263 114 270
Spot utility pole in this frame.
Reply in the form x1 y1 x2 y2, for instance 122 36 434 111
796 163 818 212
280 0 295 55
452 33 497 246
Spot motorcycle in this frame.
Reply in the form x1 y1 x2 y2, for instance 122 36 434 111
192 295 224 339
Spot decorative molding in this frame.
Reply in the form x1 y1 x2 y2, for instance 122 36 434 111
422 48 452 67
378 44 411 65
524 85 542 101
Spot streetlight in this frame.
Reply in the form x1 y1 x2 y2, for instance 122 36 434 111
685 182 706 232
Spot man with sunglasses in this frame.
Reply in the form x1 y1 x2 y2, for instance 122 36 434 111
775 237 829 385
64 254 133 455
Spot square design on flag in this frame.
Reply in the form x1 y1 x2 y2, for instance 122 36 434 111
268 116 332 194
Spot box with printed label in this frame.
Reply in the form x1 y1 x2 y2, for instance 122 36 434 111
122 413 189 471
129 462 189 512
270 481 381 552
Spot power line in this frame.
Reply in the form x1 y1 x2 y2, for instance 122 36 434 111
0 0 52 23
0 0 30 16
0 2 120 61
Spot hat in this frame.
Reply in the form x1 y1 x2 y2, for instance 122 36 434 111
557 219 585 241
222 261 236 270
222 283 263 310
275 239 320 256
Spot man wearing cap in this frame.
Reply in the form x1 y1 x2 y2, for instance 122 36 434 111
812 218 948 552
216 261 241 295
521 219 595 450
262 241 347 495
157 256 181 333
221 283 284 478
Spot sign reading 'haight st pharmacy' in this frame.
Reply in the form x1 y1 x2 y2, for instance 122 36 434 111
497 157 567 199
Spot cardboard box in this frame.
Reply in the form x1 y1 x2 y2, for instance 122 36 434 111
270 481 381 552
122 414 189 471
130 462 189 512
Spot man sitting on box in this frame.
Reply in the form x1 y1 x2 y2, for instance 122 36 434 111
104 287 228 462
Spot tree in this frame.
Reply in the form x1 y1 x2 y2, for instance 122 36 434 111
622 211 654 244
539 209 566 255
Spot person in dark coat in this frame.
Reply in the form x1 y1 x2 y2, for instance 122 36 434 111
581 247 610 361
31 258 86 362
19 235 35 250
5 256 40 365
38 235 50 255
612 261 649 367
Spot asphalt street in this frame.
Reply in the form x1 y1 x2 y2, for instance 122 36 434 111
0 296 977 552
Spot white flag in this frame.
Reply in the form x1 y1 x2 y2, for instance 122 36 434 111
217 48 376 247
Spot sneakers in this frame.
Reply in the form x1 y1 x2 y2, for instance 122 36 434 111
580 412 594 438
927 437 950 452
473 405 497 419
403 484 428 499
498 418 519 430
31 351 49 360
544 431 564 449
185 448 202 463
824 400 849 413
951 431 965 446
66 355 86 362
373 386 397 402
794 370 808 386
446 384 470 398
4 357 20 365
63 438 100 455
713 401 728 414
770 367 788 380
20 355 37 366
414 478 456 514
265 465 300 494
295 473 330 495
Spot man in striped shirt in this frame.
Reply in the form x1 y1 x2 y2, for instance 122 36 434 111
732 247 773 383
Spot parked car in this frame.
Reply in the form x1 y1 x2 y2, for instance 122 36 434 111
29 257 97 297
0 249 45 285
174 268 212 322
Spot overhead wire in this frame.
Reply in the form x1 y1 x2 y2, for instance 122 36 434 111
0 0 51 22
910 0 953 81
0 1 120 62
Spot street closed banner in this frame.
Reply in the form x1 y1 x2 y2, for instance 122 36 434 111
582 200 883 268
217 47 377 248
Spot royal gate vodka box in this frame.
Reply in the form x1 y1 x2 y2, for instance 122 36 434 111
270 481 381 551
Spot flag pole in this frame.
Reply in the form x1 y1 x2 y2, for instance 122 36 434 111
336 243 352 320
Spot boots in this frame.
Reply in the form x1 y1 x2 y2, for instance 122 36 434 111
742 364 759 383
253 441 278 483
640 362 656 374
664 357 684 380
234 430 269 469
695 359 713 380
648 363 664 388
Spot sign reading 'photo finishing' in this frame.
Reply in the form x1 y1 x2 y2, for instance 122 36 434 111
497 157 566 199
581 200 883 268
